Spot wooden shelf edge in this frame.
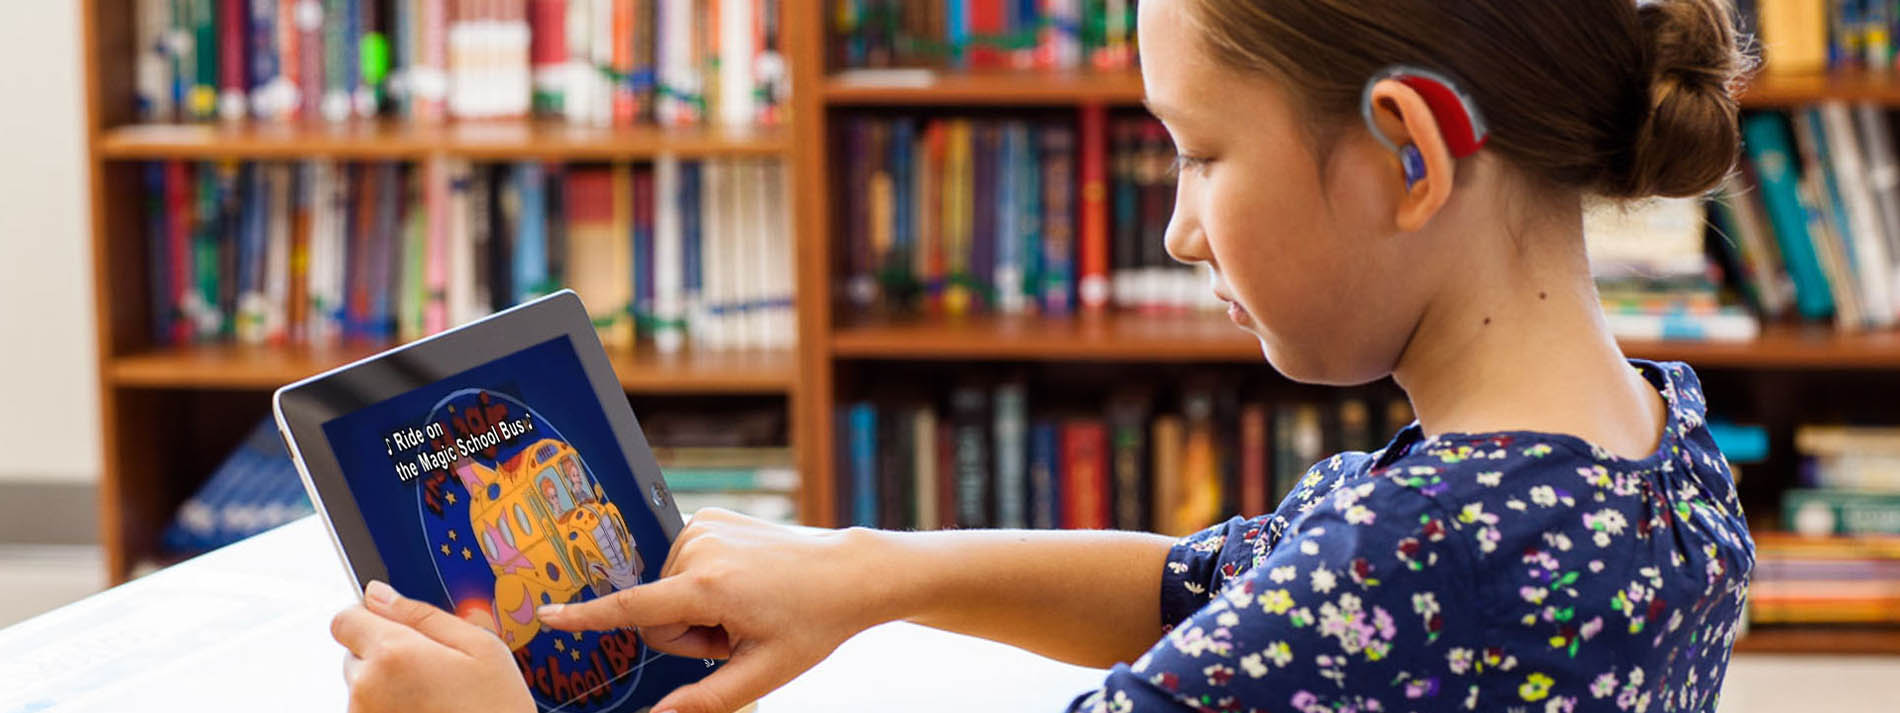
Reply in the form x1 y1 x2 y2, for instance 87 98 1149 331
110 344 796 394
96 121 792 160
832 315 1900 368
1733 627 1900 655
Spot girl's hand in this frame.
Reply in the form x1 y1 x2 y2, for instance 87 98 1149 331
330 580 535 713
537 508 887 713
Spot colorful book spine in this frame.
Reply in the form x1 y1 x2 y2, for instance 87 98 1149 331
943 119 974 316
1040 124 1076 315
1077 103 1110 313
850 401 879 528
1062 419 1108 530
1028 418 1060 529
530 0 569 114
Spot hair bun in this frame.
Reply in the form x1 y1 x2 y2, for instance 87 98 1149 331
1607 0 1750 199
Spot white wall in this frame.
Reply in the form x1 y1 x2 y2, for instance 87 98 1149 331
0 3 99 484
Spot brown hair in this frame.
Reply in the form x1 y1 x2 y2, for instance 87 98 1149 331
1182 0 1752 200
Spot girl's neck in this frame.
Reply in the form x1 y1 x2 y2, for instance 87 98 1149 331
1390 200 1668 461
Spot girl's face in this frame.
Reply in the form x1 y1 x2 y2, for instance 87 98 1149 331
1137 2 1438 385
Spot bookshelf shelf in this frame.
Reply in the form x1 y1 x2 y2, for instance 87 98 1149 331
1733 627 1900 655
1738 70 1900 108
833 313 1900 369
825 70 1146 105
98 120 792 161
110 343 796 394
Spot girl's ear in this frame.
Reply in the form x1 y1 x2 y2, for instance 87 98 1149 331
1365 80 1456 232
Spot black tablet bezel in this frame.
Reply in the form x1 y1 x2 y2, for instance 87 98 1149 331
272 290 682 593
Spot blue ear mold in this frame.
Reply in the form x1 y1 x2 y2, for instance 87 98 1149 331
1400 144 1426 190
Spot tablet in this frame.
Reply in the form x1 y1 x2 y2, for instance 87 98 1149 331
274 290 715 712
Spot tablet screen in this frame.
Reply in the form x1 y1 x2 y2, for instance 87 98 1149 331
319 334 712 712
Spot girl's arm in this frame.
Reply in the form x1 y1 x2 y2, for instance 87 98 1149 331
536 509 1176 713
865 527 1175 667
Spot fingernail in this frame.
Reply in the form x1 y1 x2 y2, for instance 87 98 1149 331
537 603 565 618
365 580 397 606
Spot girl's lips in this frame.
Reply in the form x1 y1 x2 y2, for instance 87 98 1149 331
1224 298 1253 327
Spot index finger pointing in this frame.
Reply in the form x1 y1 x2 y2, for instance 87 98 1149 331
537 577 709 631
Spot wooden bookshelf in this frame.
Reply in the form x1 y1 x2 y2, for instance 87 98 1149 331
109 343 796 394
77 0 1900 656
79 0 823 583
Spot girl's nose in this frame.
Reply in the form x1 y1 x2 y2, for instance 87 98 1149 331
1164 194 1208 266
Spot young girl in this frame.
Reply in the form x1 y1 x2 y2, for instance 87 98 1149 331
328 1 1756 712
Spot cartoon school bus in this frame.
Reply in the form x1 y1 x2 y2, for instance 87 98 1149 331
454 438 644 648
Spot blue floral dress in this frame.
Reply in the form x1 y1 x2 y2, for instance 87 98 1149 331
1069 361 1754 713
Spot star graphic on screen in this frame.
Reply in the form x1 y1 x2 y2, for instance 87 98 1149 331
573 631 584 641
440 544 451 556
446 491 457 505
461 547 473 560
570 648 582 661
554 638 566 652
447 529 458 541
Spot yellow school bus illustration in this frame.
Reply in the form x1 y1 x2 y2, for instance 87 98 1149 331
454 438 644 648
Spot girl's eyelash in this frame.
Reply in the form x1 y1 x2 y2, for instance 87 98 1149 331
1170 154 1209 178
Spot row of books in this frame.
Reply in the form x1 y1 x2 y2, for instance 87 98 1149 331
655 445 798 523
835 381 1413 536
839 110 1216 319
1749 533 1900 625
143 157 795 352
1711 106 1900 332
1754 423 1900 624
830 0 1136 73
1750 0 1900 75
134 0 788 126
1584 197 1762 342
1782 424 1900 536
161 418 314 554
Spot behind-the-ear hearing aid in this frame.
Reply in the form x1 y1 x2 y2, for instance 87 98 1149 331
1360 65 1490 190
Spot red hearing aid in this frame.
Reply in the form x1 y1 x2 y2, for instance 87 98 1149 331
1360 65 1490 160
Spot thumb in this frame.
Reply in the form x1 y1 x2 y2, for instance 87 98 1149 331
537 577 709 631
362 580 496 653
651 641 790 713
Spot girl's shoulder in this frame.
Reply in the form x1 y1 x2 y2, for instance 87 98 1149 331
1274 360 1744 560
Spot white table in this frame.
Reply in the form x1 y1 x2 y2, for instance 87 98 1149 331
0 516 1108 713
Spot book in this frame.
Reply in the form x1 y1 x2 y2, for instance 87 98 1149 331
1028 418 1061 529
849 401 878 527
1786 489 1900 537
1107 391 1150 531
1150 413 1184 536
989 380 1028 529
1077 103 1110 313
1239 402 1269 516
1062 418 1109 530
161 418 315 554
914 407 941 531
950 383 992 528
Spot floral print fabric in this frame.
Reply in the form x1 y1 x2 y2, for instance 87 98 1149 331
1069 361 1753 713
